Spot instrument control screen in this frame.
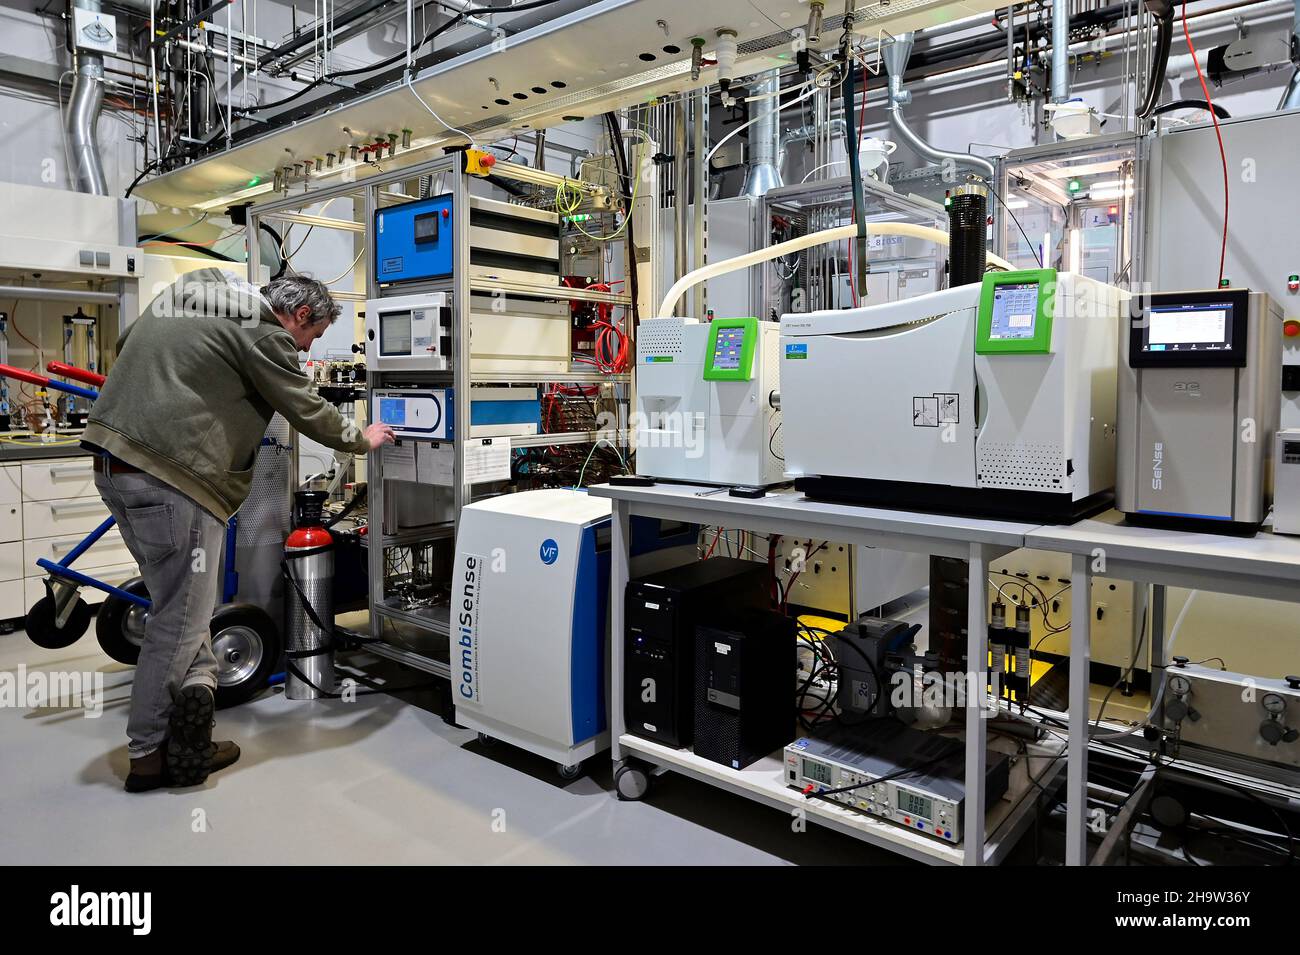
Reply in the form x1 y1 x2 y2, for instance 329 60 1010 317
379 311 413 356
988 282 1041 340
378 397 406 426
711 325 747 371
1144 302 1232 353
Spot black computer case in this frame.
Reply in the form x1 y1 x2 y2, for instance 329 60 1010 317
625 557 769 749
694 610 796 770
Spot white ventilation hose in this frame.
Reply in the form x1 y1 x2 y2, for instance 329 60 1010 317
656 223 1015 318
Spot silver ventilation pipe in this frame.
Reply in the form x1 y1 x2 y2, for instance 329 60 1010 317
1052 0 1071 102
742 69 784 197
66 0 108 195
883 32 996 181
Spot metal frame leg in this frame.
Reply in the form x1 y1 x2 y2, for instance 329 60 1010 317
610 499 631 763
1066 551 1093 866
963 542 990 865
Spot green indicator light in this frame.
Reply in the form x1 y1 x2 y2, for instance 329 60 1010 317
1219 278 1231 287
247 176 260 187
1068 178 1082 193
565 214 592 223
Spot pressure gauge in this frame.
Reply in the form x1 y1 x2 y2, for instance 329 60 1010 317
1168 675 1191 697
1262 693 1287 715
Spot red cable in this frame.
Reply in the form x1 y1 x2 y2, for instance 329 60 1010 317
1181 0 1229 288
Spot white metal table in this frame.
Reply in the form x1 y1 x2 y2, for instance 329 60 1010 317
589 481 1043 865
1024 509 1300 866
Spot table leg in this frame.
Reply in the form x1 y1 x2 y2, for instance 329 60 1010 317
1149 584 1167 707
1066 551 1092 866
964 543 989 865
610 499 631 763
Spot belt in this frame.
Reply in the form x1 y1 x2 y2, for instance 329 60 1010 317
95 455 142 476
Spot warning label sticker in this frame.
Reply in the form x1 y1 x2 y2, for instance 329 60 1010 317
914 393 960 427
913 397 939 427
937 393 960 424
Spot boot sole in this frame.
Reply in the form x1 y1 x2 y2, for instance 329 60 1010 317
166 686 216 787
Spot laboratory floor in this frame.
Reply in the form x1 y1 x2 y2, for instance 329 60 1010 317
0 629 913 866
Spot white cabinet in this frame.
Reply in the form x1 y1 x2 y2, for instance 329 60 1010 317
23 497 113 539
20 459 97 501
0 453 139 621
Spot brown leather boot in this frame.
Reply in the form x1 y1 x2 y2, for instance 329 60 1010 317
125 748 167 793
209 740 241 776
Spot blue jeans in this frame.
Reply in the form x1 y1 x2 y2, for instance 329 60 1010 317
95 469 225 759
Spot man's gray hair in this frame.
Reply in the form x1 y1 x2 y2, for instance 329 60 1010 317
262 275 342 326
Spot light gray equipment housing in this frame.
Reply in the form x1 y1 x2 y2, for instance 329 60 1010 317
1117 288 1281 532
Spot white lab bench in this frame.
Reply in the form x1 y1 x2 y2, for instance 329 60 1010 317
589 481 1053 866
1023 510 1300 866
590 482 1300 866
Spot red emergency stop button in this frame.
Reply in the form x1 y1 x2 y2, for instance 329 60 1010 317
1284 319 1300 338
481 153 496 168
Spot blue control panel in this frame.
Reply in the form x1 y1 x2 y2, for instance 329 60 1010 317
375 194 454 284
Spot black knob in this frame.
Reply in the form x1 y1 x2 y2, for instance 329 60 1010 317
1285 676 1300 690
1284 728 1299 744
1166 699 1189 722
1261 721 1284 745
1172 656 1189 667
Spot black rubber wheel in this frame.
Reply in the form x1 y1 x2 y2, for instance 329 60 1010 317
25 595 91 649
615 761 651 801
95 577 150 665
556 761 583 781
209 603 281 710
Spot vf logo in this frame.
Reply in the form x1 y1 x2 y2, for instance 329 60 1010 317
539 538 559 564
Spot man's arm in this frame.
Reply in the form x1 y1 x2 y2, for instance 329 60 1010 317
245 332 374 454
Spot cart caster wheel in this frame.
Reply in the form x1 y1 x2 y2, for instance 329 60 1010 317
615 762 651 801
477 732 497 747
95 577 149 664
210 603 281 709
556 762 583 781
26 595 91 649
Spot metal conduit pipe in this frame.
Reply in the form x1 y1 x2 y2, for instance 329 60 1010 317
66 0 108 195
1052 0 1071 101
883 32 997 181
742 69 784 197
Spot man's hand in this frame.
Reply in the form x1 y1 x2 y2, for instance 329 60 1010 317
364 423 396 449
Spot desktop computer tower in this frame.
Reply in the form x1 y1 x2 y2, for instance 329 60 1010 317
694 610 797 770
625 557 769 749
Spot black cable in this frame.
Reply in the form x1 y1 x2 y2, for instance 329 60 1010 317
1152 98 1231 120
1093 610 1147 732
124 160 159 198
1136 3 1175 119
603 111 639 328
988 184 1044 268
768 421 784 461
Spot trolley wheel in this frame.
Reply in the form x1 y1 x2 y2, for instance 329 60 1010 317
477 732 497 747
95 577 150 665
26 595 91 649
556 762 583 781
210 603 281 710
615 761 651 801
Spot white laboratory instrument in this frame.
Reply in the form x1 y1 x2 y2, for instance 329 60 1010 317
635 316 783 487
780 269 1126 522
451 490 613 772
364 292 451 371
1273 429 1300 535
373 387 453 440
